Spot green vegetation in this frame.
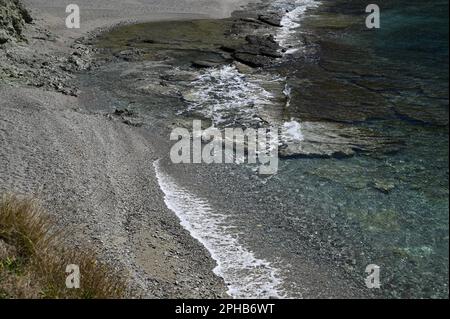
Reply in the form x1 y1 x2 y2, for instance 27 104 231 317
0 194 130 299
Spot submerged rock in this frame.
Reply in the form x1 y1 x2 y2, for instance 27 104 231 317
371 179 396 194
279 121 403 159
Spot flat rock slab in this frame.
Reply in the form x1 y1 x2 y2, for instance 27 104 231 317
280 121 404 158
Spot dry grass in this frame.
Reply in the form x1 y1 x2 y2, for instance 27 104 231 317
0 194 130 299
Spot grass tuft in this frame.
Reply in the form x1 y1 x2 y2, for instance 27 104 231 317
0 194 130 299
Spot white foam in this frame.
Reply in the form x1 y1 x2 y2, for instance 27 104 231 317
183 65 278 127
282 120 305 142
274 0 319 54
153 160 286 299
283 83 292 107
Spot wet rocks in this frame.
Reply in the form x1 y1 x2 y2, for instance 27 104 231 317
192 60 223 69
245 34 279 50
233 53 273 68
236 35 282 58
217 13 284 68
227 35 282 67
393 101 449 126
279 121 404 159
114 48 145 62
371 179 396 194
257 12 284 27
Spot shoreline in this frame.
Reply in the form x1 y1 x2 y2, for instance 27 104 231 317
1 0 371 299
1 0 261 298
153 159 285 299
3 0 447 299
88 0 374 298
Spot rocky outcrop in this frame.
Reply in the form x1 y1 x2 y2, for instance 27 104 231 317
192 60 224 69
0 0 33 44
224 34 282 67
257 12 284 27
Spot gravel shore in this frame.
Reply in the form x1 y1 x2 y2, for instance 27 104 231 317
0 0 255 298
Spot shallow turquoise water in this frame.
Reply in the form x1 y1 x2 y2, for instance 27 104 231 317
266 0 449 298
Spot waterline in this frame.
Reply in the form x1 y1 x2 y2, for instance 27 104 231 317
153 159 286 299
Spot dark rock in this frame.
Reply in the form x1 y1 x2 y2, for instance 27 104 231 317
371 180 396 194
139 38 155 44
235 44 282 59
233 53 272 68
114 108 134 117
235 44 260 55
260 47 283 58
258 12 284 27
220 45 237 53
245 34 279 50
230 34 282 66
192 60 222 69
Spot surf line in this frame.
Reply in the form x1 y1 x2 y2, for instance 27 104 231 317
153 159 286 299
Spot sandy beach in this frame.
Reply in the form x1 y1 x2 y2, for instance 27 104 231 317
23 0 255 37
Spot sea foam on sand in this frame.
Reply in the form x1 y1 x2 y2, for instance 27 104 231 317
153 159 285 299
